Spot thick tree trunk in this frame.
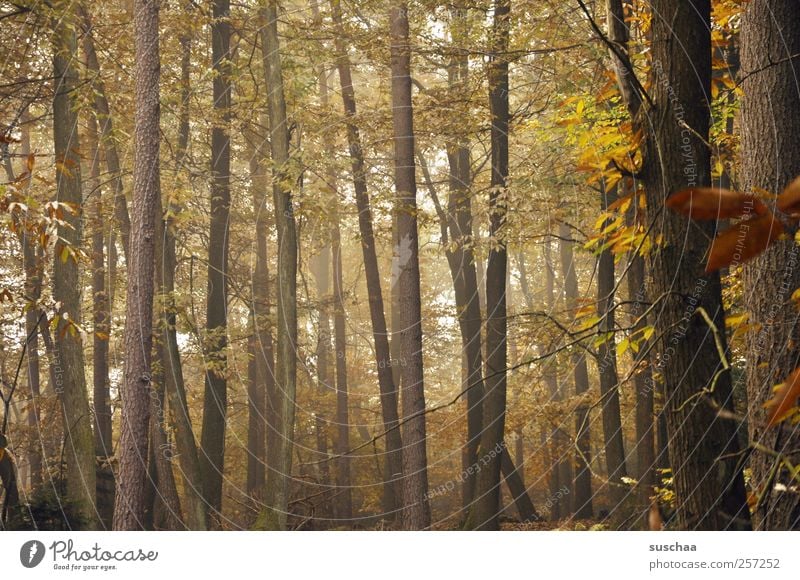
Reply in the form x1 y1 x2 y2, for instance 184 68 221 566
596 187 628 509
259 2 298 530
200 0 232 522
643 0 750 530
740 0 800 531
500 445 539 522
559 222 593 519
51 0 97 529
330 0 403 518
465 0 510 531
113 0 160 530
389 1 431 530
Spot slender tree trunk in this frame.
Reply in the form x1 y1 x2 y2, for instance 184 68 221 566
200 0 232 522
155 6 207 531
331 201 353 523
643 0 750 530
259 1 298 531
79 4 131 259
18 114 43 491
389 1 430 530
464 0 510 531
741 0 800 531
559 222 593 519
330 0 403 518
113 0 160 530
51 0 97 529
245 132 272 511
596 187 628 509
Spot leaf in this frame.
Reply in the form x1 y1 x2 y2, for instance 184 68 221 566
764 366 800 427
777 176 800 217
616 337 630 358
706 214 784 273
666 187 767 220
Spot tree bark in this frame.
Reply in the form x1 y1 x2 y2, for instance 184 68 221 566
200 0 232 522
259 1 298 531
465 0 511 531
642 0 750 530
112 0 160 530
330 0 403 518
740 0 800 531
51 0 97 529
559 222 593 519
389 1 431 530
596 187 628 509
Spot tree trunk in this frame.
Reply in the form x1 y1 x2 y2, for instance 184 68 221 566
559 222 593 519
389 1 430 530
200 0 232 522
259 2 298 531
643 0 750 530
500 445 539 522
79 4 131 260
330 0 403 518
464 0 510 531
741 0 800 531
156 7 207 531
112 0 160 530
17 114 44 491
596 187 628 509
51 0 97 529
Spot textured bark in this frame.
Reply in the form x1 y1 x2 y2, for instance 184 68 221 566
259 2 298 530
465 0 510 531
740 0 800 531
330 0 403 518
389 1 430 530
200 0 232 522
558 222 593 519
51 0 97 529
643 0 750 530
596 187 628 508
113 0 160 530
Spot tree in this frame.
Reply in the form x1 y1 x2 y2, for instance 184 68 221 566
51 0 97 529
200 0 232 522
330 0 403 517
112 0 161 530
642 0 750 530
740 0 800 530
389 1 431 530
465 0 511 531
259 0 298 530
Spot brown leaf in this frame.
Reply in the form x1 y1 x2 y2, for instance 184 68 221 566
667 187 767 220
777 176 800 217
764 366 800 427
706 214 784 272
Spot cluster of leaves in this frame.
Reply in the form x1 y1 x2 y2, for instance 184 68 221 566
666 180 800 427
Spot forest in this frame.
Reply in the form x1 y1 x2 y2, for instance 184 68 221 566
0 0 798 532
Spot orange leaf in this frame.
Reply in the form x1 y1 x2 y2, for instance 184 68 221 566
705 214 784 272
667 187 767 220
764 366 800 427
777 176 800 217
